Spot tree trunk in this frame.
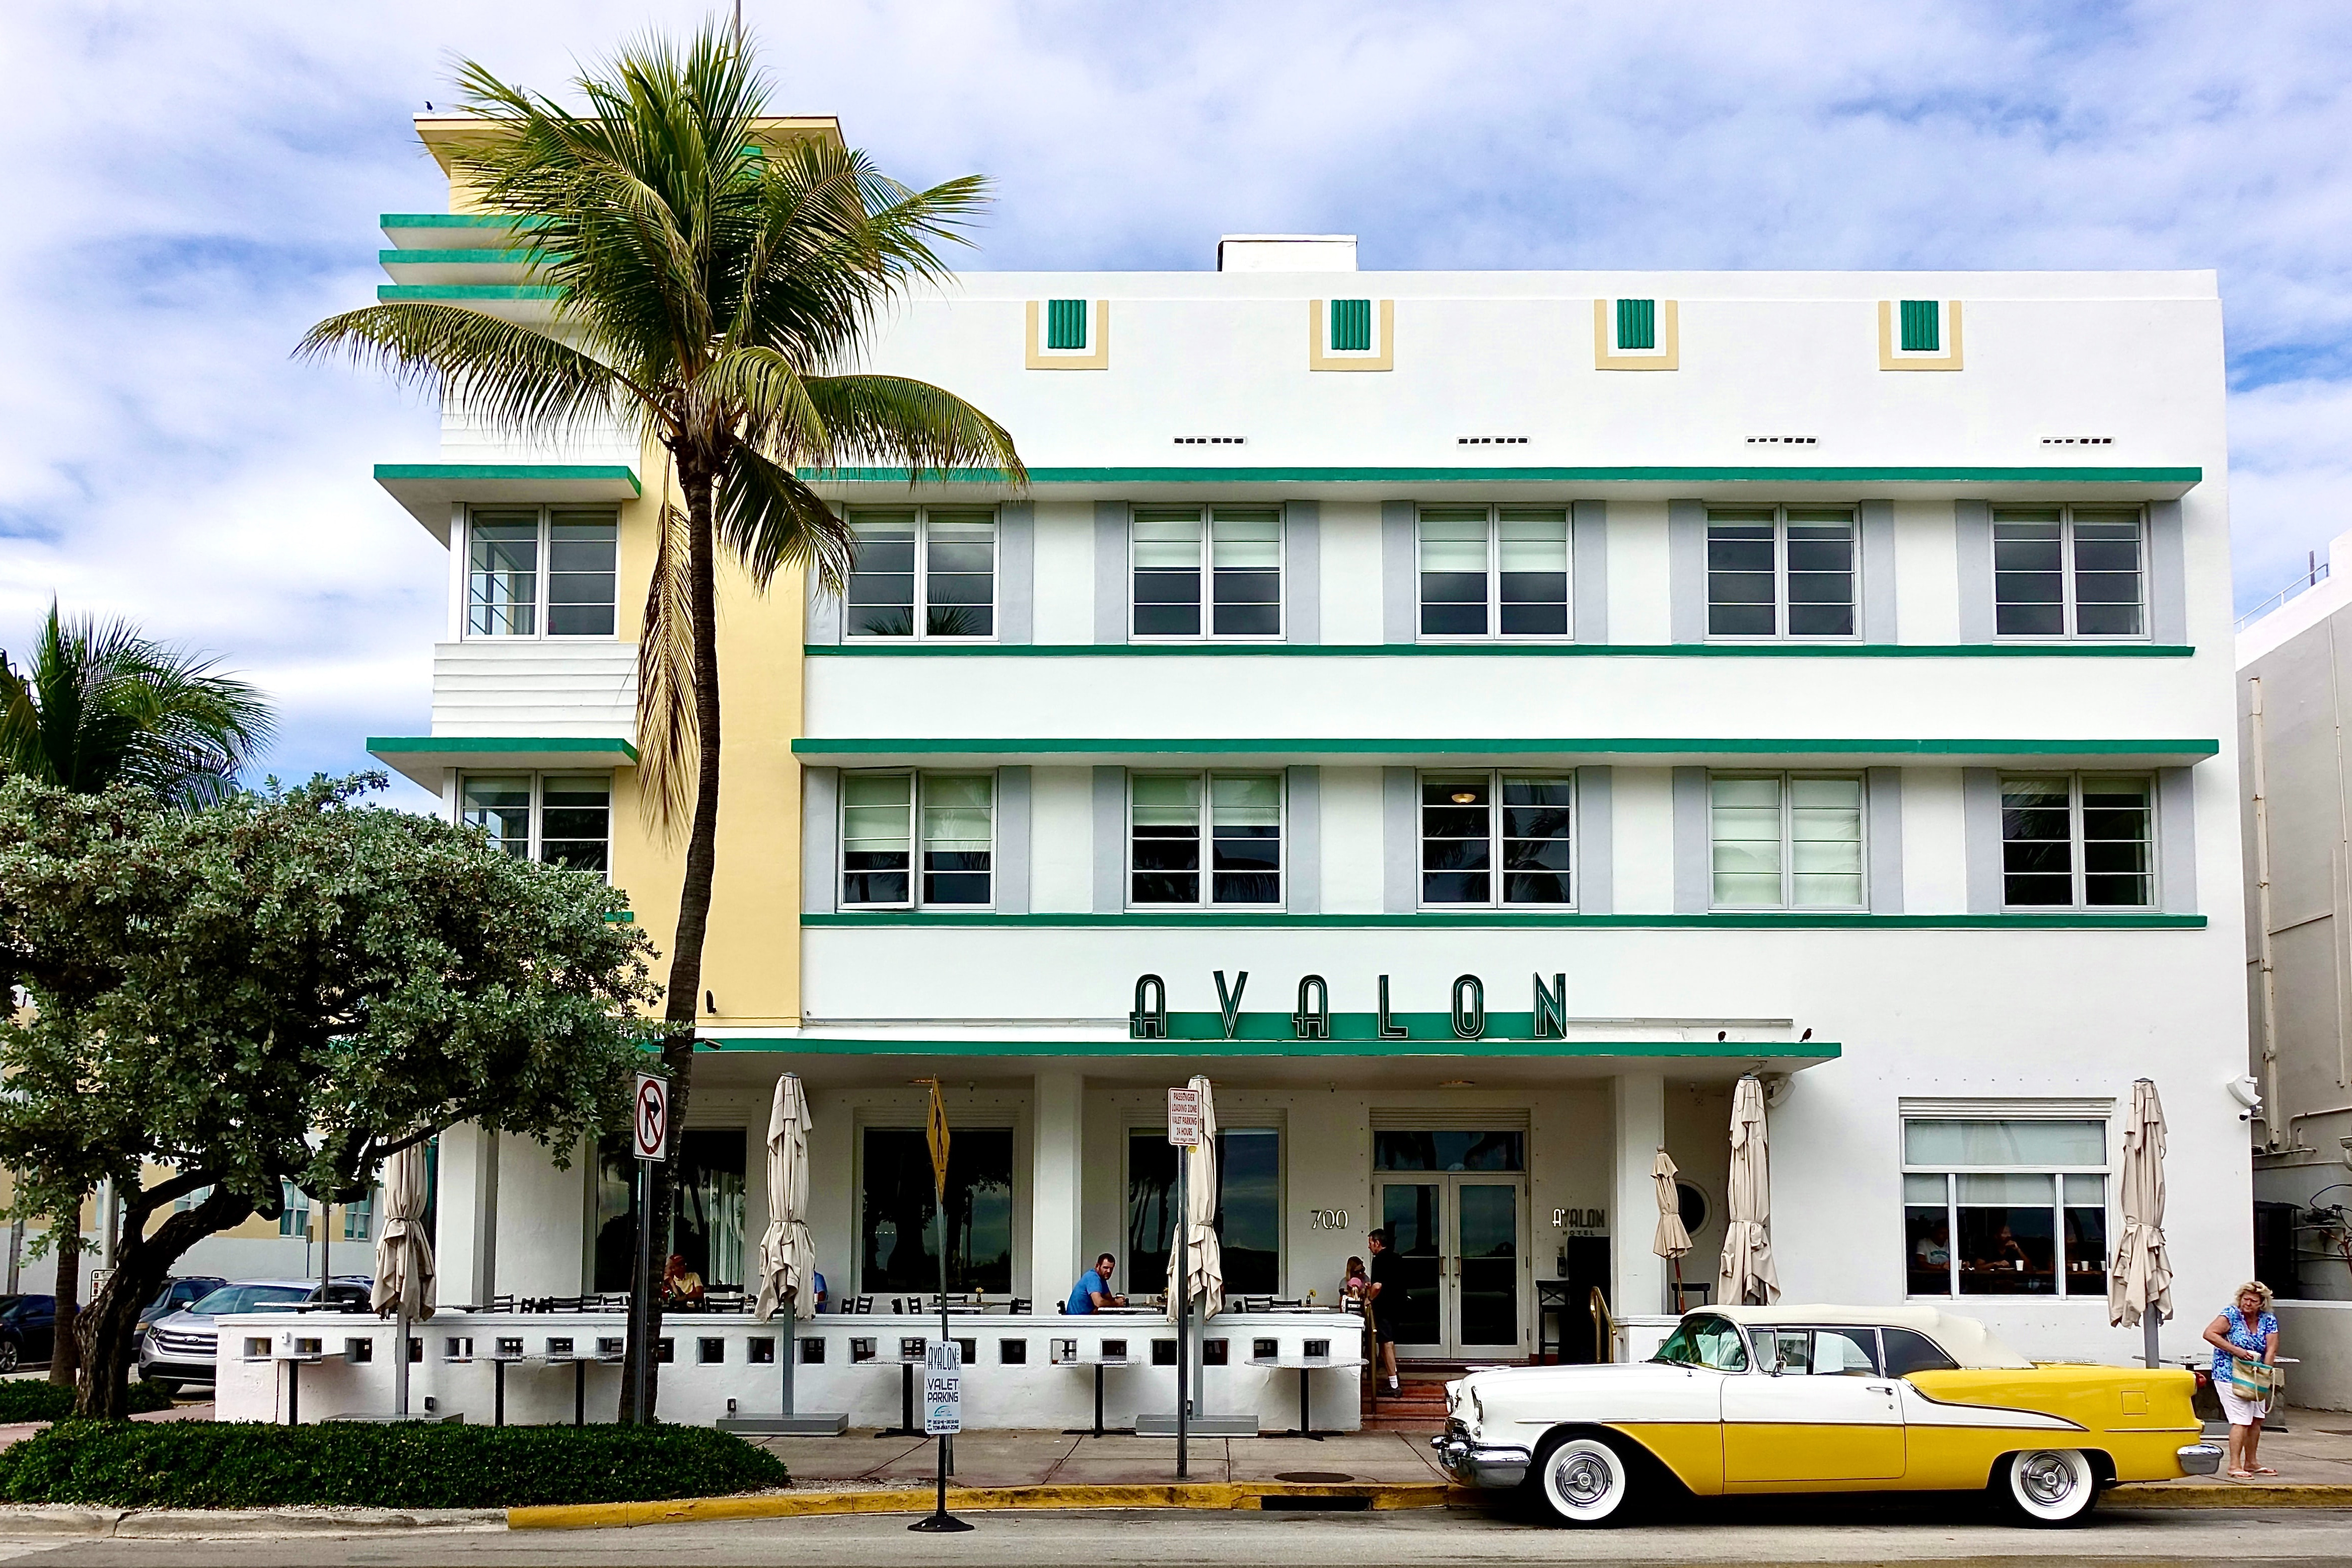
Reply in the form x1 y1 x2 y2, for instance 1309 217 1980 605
621 450 723 1423
47 1220 80 1387
76 1188 254 1418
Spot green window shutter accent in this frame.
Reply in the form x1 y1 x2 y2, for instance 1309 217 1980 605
1046 299 1089 350
1616 298 1656 351
1900 300 1941 353
1331 298 1373 352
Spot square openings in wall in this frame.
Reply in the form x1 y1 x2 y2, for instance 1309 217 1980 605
697 1337 725 1365
2041 436 2115 446
1457 436 1530 446
1173 436 1246 445
1745 436 1818 446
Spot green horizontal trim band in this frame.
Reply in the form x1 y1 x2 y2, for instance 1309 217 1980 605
374 463 640 494
366 735 640 760
810 643 2196 660
381 213 545 229
697 1035 1843 1059
378 249 552 265
793 737 2220 759
377 284 563 302
803 911 2206 930
801 464 2202 486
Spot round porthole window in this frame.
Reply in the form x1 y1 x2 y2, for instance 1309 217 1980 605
1676 1180 1709 1235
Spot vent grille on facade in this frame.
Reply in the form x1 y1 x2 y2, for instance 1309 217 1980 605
1173 436 1246 445
2040 436 2115 446
1457 436 1530 446
1745 435 1818 446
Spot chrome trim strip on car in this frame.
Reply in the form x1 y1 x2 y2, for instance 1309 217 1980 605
1899 1385 2085 1431
1431 1429 1532 1489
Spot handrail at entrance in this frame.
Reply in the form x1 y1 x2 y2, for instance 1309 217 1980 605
1589 1288 1616 1365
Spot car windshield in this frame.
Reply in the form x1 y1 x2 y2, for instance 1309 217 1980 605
188 1286 311 1316
1652 1315 1750 1371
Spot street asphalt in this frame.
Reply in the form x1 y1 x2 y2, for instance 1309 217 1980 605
2 1501 2348 1567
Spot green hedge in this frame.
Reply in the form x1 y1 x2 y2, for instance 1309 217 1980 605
0 1381 175 1423
0 1422 791 1509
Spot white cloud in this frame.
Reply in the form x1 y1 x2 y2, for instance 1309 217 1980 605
3 0 2350 794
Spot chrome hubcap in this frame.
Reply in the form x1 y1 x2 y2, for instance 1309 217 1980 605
1554 1451 1612 1508
2020 1453 2077 1507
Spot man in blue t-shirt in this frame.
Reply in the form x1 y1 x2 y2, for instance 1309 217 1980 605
1064 1252 1126 1314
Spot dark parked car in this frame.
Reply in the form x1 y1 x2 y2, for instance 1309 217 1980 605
139 1276 227 1331
0 1295 56 1372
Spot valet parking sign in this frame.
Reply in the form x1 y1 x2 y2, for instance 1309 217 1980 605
923 1341 963 1435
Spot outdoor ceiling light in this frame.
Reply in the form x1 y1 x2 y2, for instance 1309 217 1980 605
1450 791 1477 804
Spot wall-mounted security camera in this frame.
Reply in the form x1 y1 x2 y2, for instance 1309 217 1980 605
2227 1074 2263 1122
1760 1073 1794 1108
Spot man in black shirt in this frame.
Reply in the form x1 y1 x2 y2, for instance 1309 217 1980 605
1365 1228 1401 1394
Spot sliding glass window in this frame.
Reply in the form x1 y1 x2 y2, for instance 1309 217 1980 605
1706 506 1856 638
1418 506 1570 638
1131 507 1282 638
1993 506 2145 638
1999 774 2153 908
840 771 995 908
466 508 618 637
844 507 996 638
1420 772 1574 907
1708 774 1864 909
459 773 612 876
1130 772 1282 906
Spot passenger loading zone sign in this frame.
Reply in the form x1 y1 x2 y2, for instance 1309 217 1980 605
1167 1086 1202 1147
923 1341 963 1435
633 1073 670 1163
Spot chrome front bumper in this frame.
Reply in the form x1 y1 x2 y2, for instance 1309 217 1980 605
1431 1428 1531 1488
2175 1443 2225 1476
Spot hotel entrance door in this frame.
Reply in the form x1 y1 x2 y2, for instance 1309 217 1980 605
1370 1127 1528 1360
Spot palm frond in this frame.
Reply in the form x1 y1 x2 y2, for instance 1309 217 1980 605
633 485 698 835
716 445 854 594
799 374 1028 485
294 304 631 441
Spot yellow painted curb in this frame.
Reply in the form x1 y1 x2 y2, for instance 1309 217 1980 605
510 1480 1461 1531
2108 1481 2352 1509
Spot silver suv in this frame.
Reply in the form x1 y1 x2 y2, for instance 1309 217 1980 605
137 1279 334 1396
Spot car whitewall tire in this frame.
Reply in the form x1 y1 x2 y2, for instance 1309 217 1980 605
1535 1435 1632 1526
2000 1449 2097 1526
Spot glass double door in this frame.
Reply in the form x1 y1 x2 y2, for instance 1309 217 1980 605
1374 1176 1526 1358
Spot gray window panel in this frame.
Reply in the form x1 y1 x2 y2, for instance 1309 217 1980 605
1381 501 1416 645
1867 766 1904 913
2150 502 2186 645
802 767 839 913
1861 500 1897 644
1286 765 1322 913
1092 765 1125 912
1284 502 1321 646
1094 503 1129 645
1955 501 1995 644
1573 501 1609 645
1382 766 1416 912
2159 765 2196 914
1671 766 1710 913
1962 767 2004 912
997 503 1035 646
805 574 843 645
1577 765 1613 913
1667 500 1707 644
995 766 1032 914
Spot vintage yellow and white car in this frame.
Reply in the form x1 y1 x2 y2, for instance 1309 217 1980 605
1433 1305 2221 1527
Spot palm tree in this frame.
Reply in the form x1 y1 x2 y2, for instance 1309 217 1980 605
0 600 271 1386
297 24 1023 1417
0 601 272 805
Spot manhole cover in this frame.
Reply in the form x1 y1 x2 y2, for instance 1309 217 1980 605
1274 1470 1356 1483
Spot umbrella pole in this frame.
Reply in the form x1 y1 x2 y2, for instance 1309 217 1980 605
395 1294 409 1417
2144 1312 2161 1371
781 1301 796 1417
1176 1143 1190 1480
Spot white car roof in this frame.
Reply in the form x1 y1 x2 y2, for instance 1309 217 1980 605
1698 1304 2033 1370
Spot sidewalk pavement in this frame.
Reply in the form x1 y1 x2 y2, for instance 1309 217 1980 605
2162 1406 2352 1487
738 1429 1451 1489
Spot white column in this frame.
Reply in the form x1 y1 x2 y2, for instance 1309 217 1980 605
433 1122 499 1307
1030 1071 1084 1308
1610 1073 1667 1323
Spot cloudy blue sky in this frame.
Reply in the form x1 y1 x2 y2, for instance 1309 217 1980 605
4 2 2348 801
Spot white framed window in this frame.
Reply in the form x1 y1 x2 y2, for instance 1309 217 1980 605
839 771 995 908
844 507 997 639
1419 771 1575 908
459 772 612 876
341 1191 374 1242
2000 774 2153 909
1902 1114 2108 1300
1709 773 1866 909
1993 506 2146 638
1130 507 1283 638
278 1181 311 1239
464 507 619 638
1418 506 1571 639
1705 506 1857 638
1129 772 1282 906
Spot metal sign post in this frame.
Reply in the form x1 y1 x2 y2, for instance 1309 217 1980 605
910 1081 971 1533
631 1072 669 1427
1168 1085 1200 1480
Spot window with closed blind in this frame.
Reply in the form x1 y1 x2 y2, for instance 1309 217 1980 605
1709 774 1865 909
1417 506 1571 638
840 771 995 908
1903 1116 2107 1300
1130 507 1282 637
1130 772 1282 907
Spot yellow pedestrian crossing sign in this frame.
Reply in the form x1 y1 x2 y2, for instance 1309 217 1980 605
925 1078 951 1201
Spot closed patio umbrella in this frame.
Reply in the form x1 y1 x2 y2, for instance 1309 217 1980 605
753 1074 814 1323
2108 1078 2173 1369
1651 1148 1692 1312
1170 1074 1225 1321
1716 1076 1780 1307
373 1140 436 1415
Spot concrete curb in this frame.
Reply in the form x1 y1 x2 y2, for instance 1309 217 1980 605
510 1480 1466 1530
2108 1481 2352 1509
0 1506 506 1538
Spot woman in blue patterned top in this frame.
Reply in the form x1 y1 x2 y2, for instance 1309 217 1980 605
2201 1280 2281 1478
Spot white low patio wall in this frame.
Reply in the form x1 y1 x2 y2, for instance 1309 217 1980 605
210 1309 1365 1431
2274 1299 2352 1411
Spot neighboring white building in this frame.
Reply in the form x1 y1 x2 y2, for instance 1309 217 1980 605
361 150 2252 1421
